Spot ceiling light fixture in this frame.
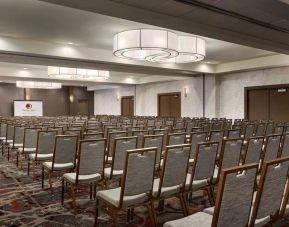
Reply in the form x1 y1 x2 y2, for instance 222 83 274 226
16 81 62 89
113 29 205 63
47 67 109 80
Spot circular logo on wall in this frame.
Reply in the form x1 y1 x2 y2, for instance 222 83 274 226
26 104 32 109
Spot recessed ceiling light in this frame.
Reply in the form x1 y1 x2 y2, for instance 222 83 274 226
23 68 28 70
68 42 74 45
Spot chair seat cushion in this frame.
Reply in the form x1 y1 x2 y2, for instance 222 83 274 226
185 173 208 191
203 206 214 215
189 158 194 164
152 178 181 197
0 137 6 140
104 167 123 178
254 216 271 227
43 162 74 171
18 147 36 153
163 212 212 227
29 153 53 161
9 143 23 148
106 156 112 162
64 172 101 184
97 187 148 207
6 140 13 143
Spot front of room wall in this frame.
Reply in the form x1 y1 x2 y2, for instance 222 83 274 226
94 66 289 119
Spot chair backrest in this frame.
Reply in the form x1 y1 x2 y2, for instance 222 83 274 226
111 136 138 171
6 124 15 140
244 124 255 140
36 130 57 155
274 125 284 135
157 144 191 197
188 141 219 190
0 123 7 138
132 130 149 148
281 132 289 157
263 134 281 161
244 136 264 165
76 139 107 184
189 131 207 159
266 123 274 136
255 123 266 136
167 132 186 146
143 134 164 165
119 147 157 208
52 135 78 168
219 138 243 170
108 131 127 156
13 126 25 144
64 129 82 139
227 129 241 139
212 163 258 227
249 157 289 226
23 128 39 148
83 132 104 139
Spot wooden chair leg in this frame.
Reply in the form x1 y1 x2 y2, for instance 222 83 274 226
61 178 65 205
150 200 157 226
27 156 30 176
146 203 156 227
48 171 53 192
183 192 190 215
179 194 188 216
111 209 119 227
90 183 93 200
41 166 45 188
71 185 77 213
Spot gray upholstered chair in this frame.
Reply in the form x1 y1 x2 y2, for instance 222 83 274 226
167 132 186 146
64 129 82 139
18 128 39 169
95 147 157 226
213 138 243 184
28 130 57 177
62 138 106 210
42 135 78 190
184 141 219 210
164 163 258 227
250 157 289 226
243 123 255 142
281 132 289 157
274 125 284 135
9 125 24 162
83 132 104 139
243 136 264 166
189 131 207 164
106 131 128 163
104 136 137 182
0 122 7 155
266 122 274 136
263 134 281 162
132 129 149 148
4 124 15 157
209 130 225 158
152 144 191 221
226 129 241 139
255 123 266 137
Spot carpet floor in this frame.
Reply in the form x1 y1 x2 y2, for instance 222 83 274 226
1 153 289 227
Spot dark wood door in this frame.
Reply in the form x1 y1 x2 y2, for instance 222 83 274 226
247 89 269 121
121 96 134 116
269 88 289 122
78 100 89 115
158 93 181 118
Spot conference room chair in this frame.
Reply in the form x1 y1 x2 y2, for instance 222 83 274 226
104 136 137 186
62 138 106 211
8 125 24 161
0 122 7 155
188 131 207 164
42 135 78 190
95 147 157 227
175 121 185 129
249 157 289 226
226 128 241 139
106 131 127 163
266 122 274 136
243 137 264 168
210 122 223 131
255 123 266 137
209 130 225 158
262 134 282 162
132 129 149 149
83 132 104 140
4 123 15 156
280 132 289 157
167 132 186 146
274 125 285 135
184 141 219 211
152 144 191 222
213 138 243 184
28 130 57 178
64 129 82 139
243 123 255 142
163 163 258 227
18 128 39 170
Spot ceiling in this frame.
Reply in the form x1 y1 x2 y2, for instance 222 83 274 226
0 0 288 89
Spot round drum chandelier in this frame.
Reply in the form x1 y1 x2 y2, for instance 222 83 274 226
113 29 206 63
48 67 109 80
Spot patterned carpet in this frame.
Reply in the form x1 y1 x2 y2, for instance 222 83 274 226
1 152 289 227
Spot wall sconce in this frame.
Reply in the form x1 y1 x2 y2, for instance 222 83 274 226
117 95 120 101
184 87 188 98
69 94 74 103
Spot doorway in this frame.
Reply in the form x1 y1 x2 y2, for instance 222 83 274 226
78 99 89 115
121 96 134 116
245 84 289 121
158 92 181 118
